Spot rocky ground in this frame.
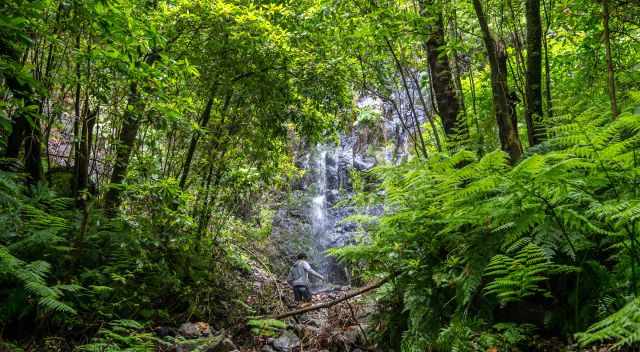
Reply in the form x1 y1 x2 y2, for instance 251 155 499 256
146 262 620 352
149 260 378 352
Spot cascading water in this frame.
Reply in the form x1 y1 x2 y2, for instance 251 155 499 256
310 149 328 238
270 93 428 288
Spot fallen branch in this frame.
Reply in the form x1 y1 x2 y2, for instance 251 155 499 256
271 276 391 320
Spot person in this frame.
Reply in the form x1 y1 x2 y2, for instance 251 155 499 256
287 253 325 305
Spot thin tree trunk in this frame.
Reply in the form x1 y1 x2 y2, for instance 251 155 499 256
602 0 618 118
272 276 392 320
77 107 97 200
103 81 143 214
542 0 553 118
72 32 82 195
3 73 44 182
468 66 484 155
24 116 44 183
525 0 545 145
179 88 219 190
408 71 443 153
385 38 430 157
103 47 161 214
420 1 464 143
472 0 523 163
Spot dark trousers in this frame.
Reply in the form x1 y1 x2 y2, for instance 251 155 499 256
293 285 312 302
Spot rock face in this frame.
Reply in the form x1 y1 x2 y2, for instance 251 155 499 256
270 94 427 286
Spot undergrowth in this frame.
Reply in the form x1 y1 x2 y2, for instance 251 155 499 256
334 105 640 350
0 172 257 348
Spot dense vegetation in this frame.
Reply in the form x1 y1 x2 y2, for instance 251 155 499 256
1 0 638 351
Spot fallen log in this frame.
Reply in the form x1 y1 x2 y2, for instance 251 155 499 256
272 276 392 320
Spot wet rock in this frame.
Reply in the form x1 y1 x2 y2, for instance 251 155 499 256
175 336 237 352
271 330 301 352
261 346 277 352
154 326 177 337
326 189 340 205
178 322 211 338
353 155 376 171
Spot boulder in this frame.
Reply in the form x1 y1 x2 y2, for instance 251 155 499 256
175 336 238 352
178 322 211 338
271 330 301 352
261 345 277 352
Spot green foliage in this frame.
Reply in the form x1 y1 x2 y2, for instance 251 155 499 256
484 239 577 304
434 319 534 352
0 172 77 321
334 106 640 350
576 298 640 349
77 320 167 352
247 319 287 337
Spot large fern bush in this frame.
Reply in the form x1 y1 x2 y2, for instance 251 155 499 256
0 172 77 321
333 108 640 350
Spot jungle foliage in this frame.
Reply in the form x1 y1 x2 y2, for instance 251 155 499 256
1 0 639 350
328 0 640 350
0 0 352 349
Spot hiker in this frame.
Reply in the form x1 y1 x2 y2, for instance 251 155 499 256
287 253 325 304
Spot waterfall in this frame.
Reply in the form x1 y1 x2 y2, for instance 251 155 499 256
310 148 328 237
304 142 356 286
269 94 422 287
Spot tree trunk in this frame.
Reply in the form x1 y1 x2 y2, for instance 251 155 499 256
179 90 217 190
3 73 45 182
602 0 618 119
4 110 27 160
420 1 464 141
542 0 553 118
525 0 545 146
76 108 97 198
23 116 44 183
472 0 523 163
103 81 143 214
72 32 82 195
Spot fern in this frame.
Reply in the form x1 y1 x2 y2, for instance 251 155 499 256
0 246 77 315
77 320 167 352
338 107 640 349
576 298 640 349
484 241 578 303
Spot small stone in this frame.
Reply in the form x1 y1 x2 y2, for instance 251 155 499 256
175 336 237 352
271 330 301 352
205 338 237 352
178 322 211 338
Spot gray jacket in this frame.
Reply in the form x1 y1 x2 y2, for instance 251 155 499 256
287 260 324 287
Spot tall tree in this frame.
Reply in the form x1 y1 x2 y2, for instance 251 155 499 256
601 0 618 118
419 0 466 142
103 79 146 214
3 60 45 184
525 0 545 145
472 0 523 162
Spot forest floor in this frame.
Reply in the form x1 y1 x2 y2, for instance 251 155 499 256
161 263 618 352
